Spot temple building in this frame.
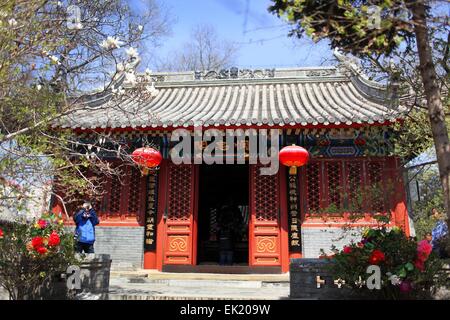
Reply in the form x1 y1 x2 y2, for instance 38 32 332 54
52 58 411 273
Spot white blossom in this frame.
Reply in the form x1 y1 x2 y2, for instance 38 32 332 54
8 18 18 26
387 273 401 286
124 71 137 85
138 25 143 32
112 86 125 96
72 22 83 30
116 63 125 72
49 55 60 65
125 47 139 59
145 68 152 75
36 84 42 91
100 36 123 50
146 83 159 97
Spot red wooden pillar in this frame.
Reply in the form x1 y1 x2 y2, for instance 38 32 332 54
278 166 291 272
154 159 169 271
389 157 410 236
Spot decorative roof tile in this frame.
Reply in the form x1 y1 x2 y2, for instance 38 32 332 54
58 65 405 130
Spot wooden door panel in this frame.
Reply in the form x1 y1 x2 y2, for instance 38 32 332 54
249 165 281 266
163 163 195 265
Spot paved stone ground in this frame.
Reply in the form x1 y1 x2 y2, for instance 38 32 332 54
0 270 448 300
108 276 291 300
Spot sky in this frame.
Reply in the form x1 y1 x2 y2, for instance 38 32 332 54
138 0 335 69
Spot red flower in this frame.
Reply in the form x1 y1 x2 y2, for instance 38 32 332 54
343 246 353 254
37 219 47 229
357 242 364 248
36 246 48 255
414 259 425 271
0 228 3 239
48 231 60 247
368 249 385 265
31 236 44 248
417 240 432 262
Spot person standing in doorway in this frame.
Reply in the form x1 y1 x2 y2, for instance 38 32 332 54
74 201 100 254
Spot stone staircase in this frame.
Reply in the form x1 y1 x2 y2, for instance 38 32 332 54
108 271 290 300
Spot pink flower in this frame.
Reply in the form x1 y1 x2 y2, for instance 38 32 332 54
37 219 47 229
399 280 412 293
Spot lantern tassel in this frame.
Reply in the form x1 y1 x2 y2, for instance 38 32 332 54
289 166 297 175
141 167 149 176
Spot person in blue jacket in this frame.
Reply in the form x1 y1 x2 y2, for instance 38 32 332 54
73 201 100 253
431 208 449 258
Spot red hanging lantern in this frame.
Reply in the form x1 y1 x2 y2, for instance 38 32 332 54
131 147 162 175
279 144 309 175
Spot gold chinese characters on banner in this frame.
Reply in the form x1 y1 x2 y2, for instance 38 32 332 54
144 173 158 251
288 174 302 252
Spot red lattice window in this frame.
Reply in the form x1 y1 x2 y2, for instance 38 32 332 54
127 166 142 213
326 162 342 210
303 159 387 214
109 168 123 214
346 162 363 212
253 165 278 221
305 162 321 213
167 164 192 221
366 161 385 212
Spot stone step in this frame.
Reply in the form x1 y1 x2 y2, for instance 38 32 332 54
108 294 276 300
107 277 290 300
110 270 289 282
125 278 289 288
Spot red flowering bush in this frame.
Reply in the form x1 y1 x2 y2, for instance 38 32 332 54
321 227 445 299
0 213 77 300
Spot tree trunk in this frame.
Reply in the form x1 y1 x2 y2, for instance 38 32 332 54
411 1 450 225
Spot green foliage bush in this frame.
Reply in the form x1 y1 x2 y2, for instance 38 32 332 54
0 213 78 300
322 227 445 299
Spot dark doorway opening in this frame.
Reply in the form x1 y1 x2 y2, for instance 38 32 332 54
197 164 249 265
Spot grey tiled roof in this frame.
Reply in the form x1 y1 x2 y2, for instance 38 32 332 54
58 66 405 130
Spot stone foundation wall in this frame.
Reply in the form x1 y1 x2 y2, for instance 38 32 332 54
92 226 144 269
301 227 363 258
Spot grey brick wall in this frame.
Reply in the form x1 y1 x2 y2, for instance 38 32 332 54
301 227 363 258
92 226 144 269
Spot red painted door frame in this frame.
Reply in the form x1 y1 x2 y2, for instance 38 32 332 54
155 162 289 272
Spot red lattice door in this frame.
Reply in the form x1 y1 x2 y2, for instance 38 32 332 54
249 164 281 266
163 163 196 265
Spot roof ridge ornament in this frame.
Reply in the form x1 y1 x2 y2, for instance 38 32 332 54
194 67 275 80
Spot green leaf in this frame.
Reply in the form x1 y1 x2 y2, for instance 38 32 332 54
405 262 414 271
